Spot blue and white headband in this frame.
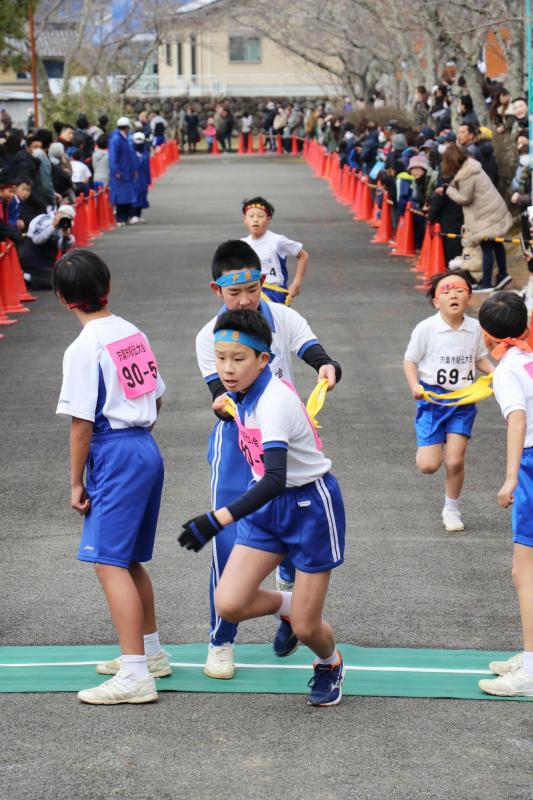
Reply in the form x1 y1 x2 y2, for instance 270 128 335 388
215 269 262 288
214 328 270 353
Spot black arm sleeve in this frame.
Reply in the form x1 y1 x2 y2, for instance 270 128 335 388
206 377 227 401
227 448 287 522
301 343 342 383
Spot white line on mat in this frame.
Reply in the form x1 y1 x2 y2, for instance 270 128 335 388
0 661 492 675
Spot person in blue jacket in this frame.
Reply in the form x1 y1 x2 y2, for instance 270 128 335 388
108 117 137 226
130 132 151 225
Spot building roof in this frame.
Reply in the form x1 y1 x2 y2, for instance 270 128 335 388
36 25 77 58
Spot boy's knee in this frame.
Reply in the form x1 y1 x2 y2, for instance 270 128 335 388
214 590 242 624
416 455 441 475
444 456 464 475
291 618 322 644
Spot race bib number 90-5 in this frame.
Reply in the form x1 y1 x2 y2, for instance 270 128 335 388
106 333 158 400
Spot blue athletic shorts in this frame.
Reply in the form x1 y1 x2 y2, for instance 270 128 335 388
261 285 291 305
234 472 345 573
78 427 164 568
414 382 477 446
512 448 533 547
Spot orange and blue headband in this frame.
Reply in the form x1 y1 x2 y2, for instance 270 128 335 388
215 328 270 353
215 269 262 288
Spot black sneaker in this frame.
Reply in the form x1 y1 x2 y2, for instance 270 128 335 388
273 616 298 657
471 284 493 294
493 275 512 291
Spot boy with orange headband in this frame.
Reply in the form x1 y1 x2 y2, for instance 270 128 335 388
403 270 493 532
241 196 309 304
477 293 533 697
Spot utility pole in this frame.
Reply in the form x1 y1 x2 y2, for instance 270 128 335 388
28 0 39 127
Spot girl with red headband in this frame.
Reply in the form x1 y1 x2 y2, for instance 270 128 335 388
403 270 493 533
477 292 533 697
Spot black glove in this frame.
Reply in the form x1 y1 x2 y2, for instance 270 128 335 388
178 512 223 552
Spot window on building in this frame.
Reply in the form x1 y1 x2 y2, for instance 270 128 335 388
177 40 183 75
229 35 261 63
190 34 197 75
165 43 172 66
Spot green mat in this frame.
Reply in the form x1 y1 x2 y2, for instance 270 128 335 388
0 644 529 700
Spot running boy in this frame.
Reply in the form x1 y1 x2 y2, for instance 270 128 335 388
477 293 533 696
403 270 492 532
196 240 341 680
55 249 169 705
241 196 309 304
182 309 346 707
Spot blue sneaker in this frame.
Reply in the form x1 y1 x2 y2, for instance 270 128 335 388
273 616 298 658
307 652 345 706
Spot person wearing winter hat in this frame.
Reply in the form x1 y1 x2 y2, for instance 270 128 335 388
108 117 137 225
408 155 437 247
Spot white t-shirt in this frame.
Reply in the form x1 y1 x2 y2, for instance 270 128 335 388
246 374 331 486
196 299 317 386
493 347 533 448
71 160 91 183
57 315 165 431
404 312 488 390
242 230 303 288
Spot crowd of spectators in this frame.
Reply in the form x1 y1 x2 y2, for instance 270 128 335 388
0 110 163 288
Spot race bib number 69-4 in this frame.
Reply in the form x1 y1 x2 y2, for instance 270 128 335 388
106 333 158 399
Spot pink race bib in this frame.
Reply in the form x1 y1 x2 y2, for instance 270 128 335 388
524 362 533 381
106 333 158 400
234 415 265 477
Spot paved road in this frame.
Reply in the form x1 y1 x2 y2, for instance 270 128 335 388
1 154 531 800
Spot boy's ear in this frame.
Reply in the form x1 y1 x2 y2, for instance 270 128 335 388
258 352 271 369
210 281 223 298
432 297 439 309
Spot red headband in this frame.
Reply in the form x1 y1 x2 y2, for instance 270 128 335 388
67 295 108 312
481 327 532 360
435 278 471 298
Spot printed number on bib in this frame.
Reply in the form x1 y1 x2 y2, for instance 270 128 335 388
437 368 474 386
234 417 265 477
106 333 158 400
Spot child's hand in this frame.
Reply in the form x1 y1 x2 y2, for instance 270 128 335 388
179 512 223 552
212 393 232 418
412 384 424 400
288 280 302 300
71 483 91 515
318 364 337 390
498 478 517 508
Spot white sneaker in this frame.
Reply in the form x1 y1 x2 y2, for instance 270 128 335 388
479 667 533 696
78 668 158 704
488 652 523 675
129 216 140 224
204 644 235 679
275 565 294 592
137 217 146 223
96 649 172 677
442 508 465 532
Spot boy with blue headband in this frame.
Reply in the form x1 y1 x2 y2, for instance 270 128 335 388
182 309 346 707
196 240 341 680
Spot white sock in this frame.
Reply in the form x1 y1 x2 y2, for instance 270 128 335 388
121 654 149 679
523 651 533 676
316 648 339 666
274 591 292 619
143 631 161 657
444 496 459 511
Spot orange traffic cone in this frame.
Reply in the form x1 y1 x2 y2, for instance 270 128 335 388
86 190 101 237
0 247 18 326
212 136 221 155
247 133 254 154
0 242 28 313
412 222 431 273
371 191 394 244
291 135 299 155
276 134 283 155
355 177 373 222
427 223 447 277
72 197 89 246
7 243 36 303
96 189 110 232
391 202 416 257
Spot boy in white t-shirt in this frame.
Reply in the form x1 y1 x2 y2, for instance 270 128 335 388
181 309 346 706
477 293 533 697
70 149 91 196
54 249 169 705
241 196 309 304
403 270 493 532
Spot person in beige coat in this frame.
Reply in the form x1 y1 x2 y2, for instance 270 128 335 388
442 144 513 291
